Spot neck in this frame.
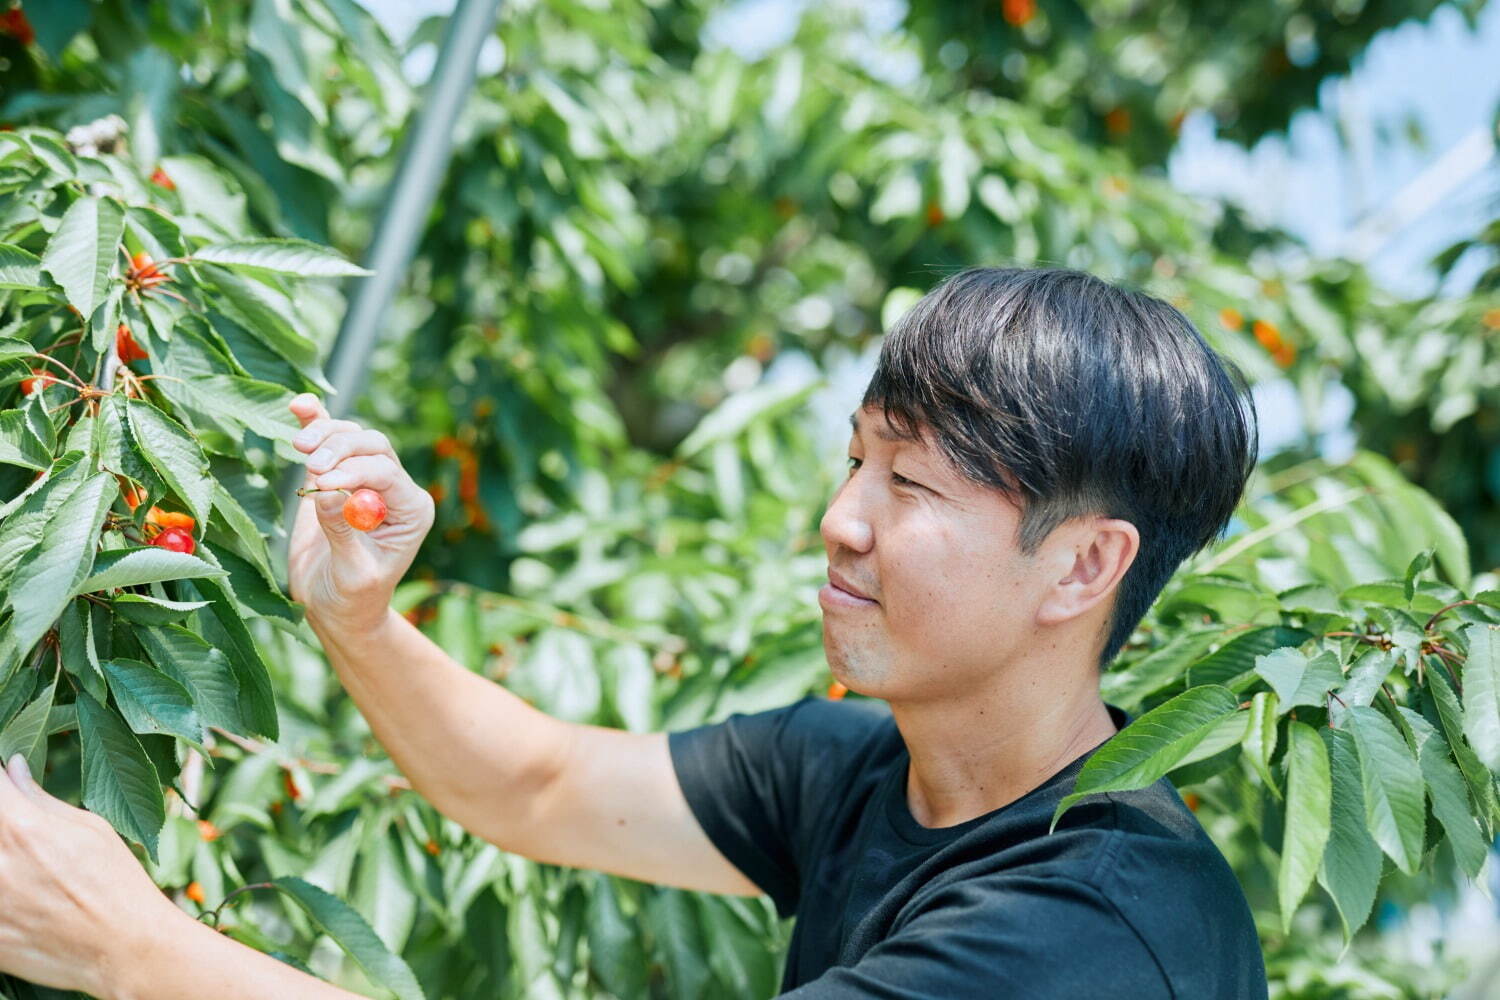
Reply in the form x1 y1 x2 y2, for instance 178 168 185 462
890 664 1118 829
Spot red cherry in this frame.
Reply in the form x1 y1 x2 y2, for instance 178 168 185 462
20 368 56 395
152 526 195 555
149 167 176 191
116 323 148 363
342 488 387 532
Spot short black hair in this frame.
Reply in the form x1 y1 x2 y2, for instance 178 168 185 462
862 267 1257 669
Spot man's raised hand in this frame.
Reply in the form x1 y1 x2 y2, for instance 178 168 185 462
286 394 435 631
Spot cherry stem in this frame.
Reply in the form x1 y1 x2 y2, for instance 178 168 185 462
22 351 87 389
296 487 352 497
1425 600 1477 632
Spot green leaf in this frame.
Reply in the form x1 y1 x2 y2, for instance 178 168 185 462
1427 668 1498 835
40 196 125 319
192 238 369 277
1317 727 1383 940
587 873 648 999
1461 624 1500 771
1278 722 1331 932
1331 649 1394 725
137 625 243 733
1053 685 1239 828
109 594 210 626
0 410 52 471
1253 648 1342 711
187 575 278 739
268 877 426 1000
1243 690 1280 795
1186 625 1313 689
1402 709 1489 878
102 659 203 743
8 472 114 655
676 377 820 459
77 547 225 592
646 890 711 1000
1346 705 1425 874
0 243 45 290
178 374 299 444
125 399 213 529
75 687 165 859
0 678 56 783
1100 629 1219 712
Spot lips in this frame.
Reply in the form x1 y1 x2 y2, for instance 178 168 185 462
828 568 876 602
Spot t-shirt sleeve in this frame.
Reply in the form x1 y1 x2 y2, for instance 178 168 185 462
776 876 1172 999
667 696 887 919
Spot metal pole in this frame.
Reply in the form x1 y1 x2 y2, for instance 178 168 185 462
274 0 503 569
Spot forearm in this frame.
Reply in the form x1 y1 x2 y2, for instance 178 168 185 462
109 908 359 1000
307 605 568 847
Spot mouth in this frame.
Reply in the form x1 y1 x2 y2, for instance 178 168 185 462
822 569 878 608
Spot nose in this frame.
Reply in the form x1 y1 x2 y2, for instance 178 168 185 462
820 476 874 554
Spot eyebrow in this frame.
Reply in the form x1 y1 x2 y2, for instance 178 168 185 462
849 412 918 443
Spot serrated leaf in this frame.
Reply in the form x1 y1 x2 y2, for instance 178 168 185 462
192 238 368 277
187 575 278 739
1399 709 1488 878
76 687 164 859
77 547 224 592
9 472 114 654
1186 625 1313 689
269 877 425 1000
1100 629 1220 712
1331 649 1394 725
0 243 44 290
137 625 243 733
1317 727 1382 940
176 374 299 444
109 593 210 626
40 196 125 319
125 399 213 528
1278 721 1331 932
102 658 203 743
0 678 56 782
1053 685 1239 828
1244 690 1280 795
1427 668 1498 835
1253 648 1342 711
1346 705 1425 874
1461 624 1500 771
0 409 52 470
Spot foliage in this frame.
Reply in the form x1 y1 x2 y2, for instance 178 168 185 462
1 1 1498 998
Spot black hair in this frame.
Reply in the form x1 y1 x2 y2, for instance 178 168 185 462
862 266 1258 669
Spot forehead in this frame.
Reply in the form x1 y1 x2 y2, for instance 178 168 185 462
849 406 922 444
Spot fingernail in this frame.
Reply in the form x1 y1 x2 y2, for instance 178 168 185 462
308 449 333 471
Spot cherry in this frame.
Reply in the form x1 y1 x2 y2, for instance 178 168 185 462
149 167 175 191
120 481 147 511
19 368 56 395
343 488 387 532
152 526 195 555
116 322 148 363
147 507 195 533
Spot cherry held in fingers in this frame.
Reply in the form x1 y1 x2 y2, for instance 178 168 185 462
343 488 387 531
298 486 388 531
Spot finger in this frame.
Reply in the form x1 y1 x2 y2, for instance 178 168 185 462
288 393 329 428
314 455 429 511
305 429 397 475
0 754 40 813
292 418 363 456
311 483 367 558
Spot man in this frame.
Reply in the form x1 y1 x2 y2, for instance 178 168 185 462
0 267 1265 998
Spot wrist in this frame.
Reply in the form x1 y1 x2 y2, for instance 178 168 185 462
98 899 196 1000
306 600 394 637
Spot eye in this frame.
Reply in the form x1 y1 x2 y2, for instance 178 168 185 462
846 456 862 477
892 471 925 490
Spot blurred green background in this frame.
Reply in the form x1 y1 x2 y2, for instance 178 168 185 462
3 0 1499 996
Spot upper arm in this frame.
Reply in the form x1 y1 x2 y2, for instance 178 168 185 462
779 878 1171 1000
511 722 763 897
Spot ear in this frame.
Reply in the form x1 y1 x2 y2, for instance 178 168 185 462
1034 517 1139 627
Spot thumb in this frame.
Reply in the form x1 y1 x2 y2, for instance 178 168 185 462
312 488 363 557
6 753 40 799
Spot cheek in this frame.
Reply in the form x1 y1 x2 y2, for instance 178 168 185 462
884 512 1030 638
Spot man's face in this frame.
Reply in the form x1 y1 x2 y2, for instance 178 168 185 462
819 404 1049 701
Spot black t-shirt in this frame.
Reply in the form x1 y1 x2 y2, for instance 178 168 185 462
668 696 1267 998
